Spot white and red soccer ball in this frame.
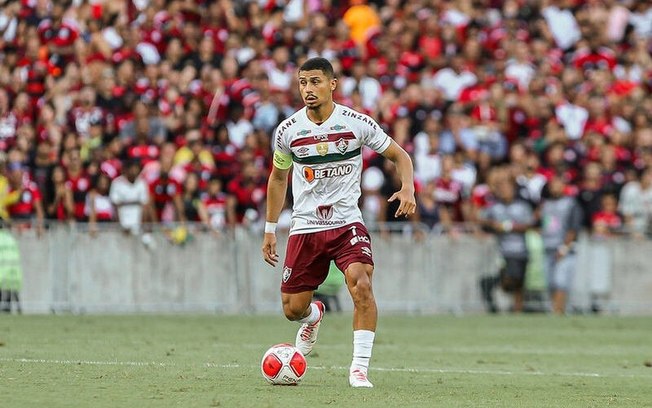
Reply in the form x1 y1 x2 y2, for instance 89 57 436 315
261 343 307 385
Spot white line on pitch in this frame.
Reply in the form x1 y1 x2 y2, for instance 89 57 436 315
2 357 650 379
211 343 648 357
0 358 171 367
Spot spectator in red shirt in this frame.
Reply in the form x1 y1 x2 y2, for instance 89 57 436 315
592 194 623 238
86 173 114 236
227 161 265 224
37 0 79 66
433 155 468 230
6 162 44 232
44 165 72 221
207 124 239 184
148 159 185 224
201 176 236 231
126 120 160 166
64 148 90 221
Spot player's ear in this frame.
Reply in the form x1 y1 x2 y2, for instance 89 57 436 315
331 77 337 92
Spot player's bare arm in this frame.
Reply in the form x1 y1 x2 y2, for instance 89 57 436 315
262 164 290 267
381 140 417 218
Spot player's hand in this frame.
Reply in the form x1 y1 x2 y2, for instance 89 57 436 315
388 187 417 218
262 233 279 267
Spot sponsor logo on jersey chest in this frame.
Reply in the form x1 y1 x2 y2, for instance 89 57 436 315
303 164 354 182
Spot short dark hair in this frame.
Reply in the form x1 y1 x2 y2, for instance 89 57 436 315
299 57 335 78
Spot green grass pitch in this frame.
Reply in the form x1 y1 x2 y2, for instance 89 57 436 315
1 314 651 407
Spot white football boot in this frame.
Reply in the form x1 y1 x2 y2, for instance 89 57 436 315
349 368 374 388
295 301 325 356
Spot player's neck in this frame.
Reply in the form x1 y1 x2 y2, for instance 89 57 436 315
306 101 336 125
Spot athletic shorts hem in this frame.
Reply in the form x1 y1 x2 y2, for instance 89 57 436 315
281 284 320 294
335 258 374 274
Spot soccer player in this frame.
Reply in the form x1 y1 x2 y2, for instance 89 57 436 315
261 57 416 388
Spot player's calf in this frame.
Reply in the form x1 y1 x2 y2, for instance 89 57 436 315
295 301 325 356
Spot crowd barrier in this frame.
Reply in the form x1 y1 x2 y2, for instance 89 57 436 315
6 223 652 315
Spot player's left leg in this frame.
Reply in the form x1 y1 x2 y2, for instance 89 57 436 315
281 291 315 321
345 262 376 388
281 232 329 356
281 291 325 356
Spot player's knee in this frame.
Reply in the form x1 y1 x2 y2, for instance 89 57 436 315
347 266 374 304
282 301 306 321
353 275 372 295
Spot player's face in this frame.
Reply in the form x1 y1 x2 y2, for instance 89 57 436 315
298 70 336 109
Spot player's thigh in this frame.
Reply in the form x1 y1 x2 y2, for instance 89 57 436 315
281 232 331 294
343 262 374 289
332 222 375 276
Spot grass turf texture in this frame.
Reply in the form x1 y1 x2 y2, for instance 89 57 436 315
1 314 651 407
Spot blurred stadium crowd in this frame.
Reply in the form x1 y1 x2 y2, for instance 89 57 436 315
0 0 650 238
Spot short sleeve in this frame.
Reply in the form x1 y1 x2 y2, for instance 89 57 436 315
273 125 291 156
360 115 391 154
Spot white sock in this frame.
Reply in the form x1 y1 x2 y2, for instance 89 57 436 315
298 303 320 324
351 330 375 373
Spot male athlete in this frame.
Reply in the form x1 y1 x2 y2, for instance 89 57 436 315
261 57 416 388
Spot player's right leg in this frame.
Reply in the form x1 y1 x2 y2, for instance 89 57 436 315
344 262 376 388
332 223 377 388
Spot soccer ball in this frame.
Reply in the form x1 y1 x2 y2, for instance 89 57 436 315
260 343 307 385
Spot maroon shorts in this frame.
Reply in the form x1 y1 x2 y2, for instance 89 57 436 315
281 222 374 294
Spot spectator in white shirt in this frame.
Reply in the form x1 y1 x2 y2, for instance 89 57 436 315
629 2 652 38
619 168 652 238
505 42 536 92
542 2 581 50
109 159 150 236
226 104 254 149
0 0 20 43
414 117 445 186
264 47 294 92
555 92 589 141
426 55 477 102
340 61 382 112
